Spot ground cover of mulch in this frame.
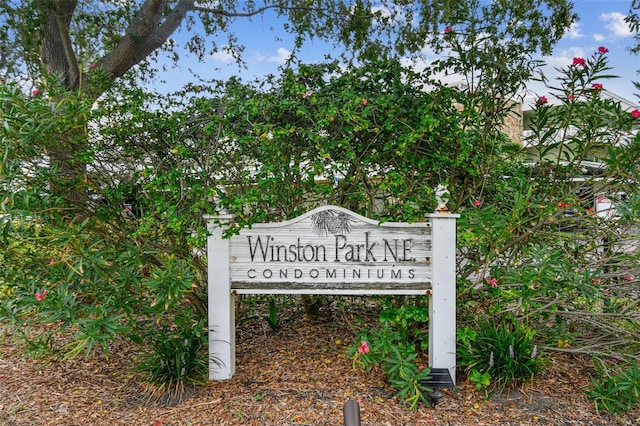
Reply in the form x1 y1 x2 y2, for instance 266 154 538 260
1 304 639 426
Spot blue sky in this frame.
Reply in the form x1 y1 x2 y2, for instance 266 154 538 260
157 1 639 105
538 0 639 99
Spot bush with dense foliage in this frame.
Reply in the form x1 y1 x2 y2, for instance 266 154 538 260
2 27 639 412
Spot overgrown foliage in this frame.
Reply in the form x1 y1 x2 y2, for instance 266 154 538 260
454 49 640 411
347 300 433 410
1 1 639 412
457 321 545 391
588 361 640 414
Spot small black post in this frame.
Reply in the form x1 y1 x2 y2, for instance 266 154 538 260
343 400 361 426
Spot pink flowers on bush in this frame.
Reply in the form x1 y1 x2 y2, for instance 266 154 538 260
485 278 498 288
572 57 586 68
597 46 609 54
632 109 640 119
535 96 548 107
591 83 603 91
35 289 48 301
358 340 370 354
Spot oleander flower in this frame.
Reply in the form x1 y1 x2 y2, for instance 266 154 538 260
35 289 48 301
572 57 586 67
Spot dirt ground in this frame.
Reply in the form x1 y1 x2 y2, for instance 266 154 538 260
1 305 639 426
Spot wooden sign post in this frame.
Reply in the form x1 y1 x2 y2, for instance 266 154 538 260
206 206 458 382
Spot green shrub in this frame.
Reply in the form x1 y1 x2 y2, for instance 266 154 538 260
348 300 434 410
587 362 640 414
135 313 210 402
458 320 545 390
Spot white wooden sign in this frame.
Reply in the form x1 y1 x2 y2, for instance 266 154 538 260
207 205 458 382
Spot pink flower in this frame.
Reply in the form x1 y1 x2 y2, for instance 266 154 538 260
35 289 48 301
591 83 603 90
485 278 498 288
423 414 435 423
444 26 453 34
572 57 586 67
625 275 633 281
598 46 609 54
537 96 548 105
631 109 640 119
32 89 40 96
90 63 97 69
361 98 367 106
358 340 370 354
568 94 575 101
302 90 313 99
474 199 481 207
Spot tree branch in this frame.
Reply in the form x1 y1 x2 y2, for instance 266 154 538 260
191 2 354 18
96 0 364 95
192 3 287 17
100 0 173 79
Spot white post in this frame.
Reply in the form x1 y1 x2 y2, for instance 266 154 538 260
206 214 235 380
427 212 459 384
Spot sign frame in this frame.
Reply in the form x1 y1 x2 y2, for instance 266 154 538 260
206 205 458 382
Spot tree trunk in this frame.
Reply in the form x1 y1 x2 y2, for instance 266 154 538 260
41 0 80 90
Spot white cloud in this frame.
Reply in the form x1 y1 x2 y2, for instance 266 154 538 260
370 4 409 26
211 47 236 62
250 47 291 65
600 12 632 38
546 47 587 67
371 5 393 19
266 47 291 64
565 22 584 39
593 33 605 42
531 47 588 91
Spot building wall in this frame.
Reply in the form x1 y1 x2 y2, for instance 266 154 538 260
502 102 523 144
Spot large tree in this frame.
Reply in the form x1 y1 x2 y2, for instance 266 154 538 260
1 0 578 93
1 0 577 207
